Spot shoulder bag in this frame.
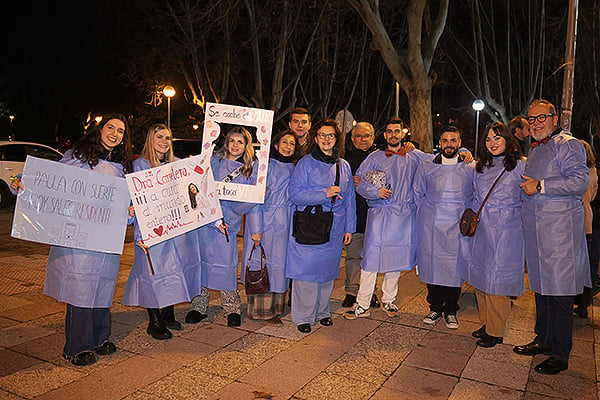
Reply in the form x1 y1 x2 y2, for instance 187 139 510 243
459 168 506 236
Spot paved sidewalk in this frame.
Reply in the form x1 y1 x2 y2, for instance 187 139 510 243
0 209 597 399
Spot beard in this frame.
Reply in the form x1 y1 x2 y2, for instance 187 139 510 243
441 146 458 158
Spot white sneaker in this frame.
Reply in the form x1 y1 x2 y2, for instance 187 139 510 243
445 314 459 329
423 311 442 325
344 305 371 320
382 302 400 317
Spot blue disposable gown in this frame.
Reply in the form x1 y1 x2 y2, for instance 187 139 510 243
459 158 526 296
242 158 294 293
285 154 356 283
44 150 127 308
414 160 474 287
122 157 203 308
522 133 590 295
198 156 257 291
356 149 432 272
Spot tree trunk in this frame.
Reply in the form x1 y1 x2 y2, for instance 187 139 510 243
408 81 433 151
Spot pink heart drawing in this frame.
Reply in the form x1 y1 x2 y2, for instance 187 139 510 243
261 126 266 133
153 226 164 236
210 208 216 215
262 138 269 146
258 176 265 184
260 164 267 171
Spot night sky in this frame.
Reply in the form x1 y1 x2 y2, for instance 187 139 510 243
1 1 134 144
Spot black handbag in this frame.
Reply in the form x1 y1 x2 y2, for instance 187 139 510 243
460 168 506 236
244 243 270 295
292 162 339 245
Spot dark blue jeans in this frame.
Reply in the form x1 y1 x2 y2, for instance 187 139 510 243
63 304 111 358
534 293 574 361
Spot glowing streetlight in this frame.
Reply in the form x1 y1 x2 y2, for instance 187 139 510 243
9 115 14 141
472 99 485 158
163 85 176 129
95 116 103 124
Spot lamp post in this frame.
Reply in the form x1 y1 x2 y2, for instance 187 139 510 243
163 86 176 129
472 99 485 158
9 115 14 141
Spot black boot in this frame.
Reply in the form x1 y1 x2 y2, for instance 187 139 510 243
160 305 183 331
147 308 172 340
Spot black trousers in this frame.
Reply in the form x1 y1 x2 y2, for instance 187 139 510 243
426 284 461 315
534 293 573 361
63 304 111 358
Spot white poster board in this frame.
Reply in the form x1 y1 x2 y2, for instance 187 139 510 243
11 156 130 254
202 102 273 203
125 153 223 247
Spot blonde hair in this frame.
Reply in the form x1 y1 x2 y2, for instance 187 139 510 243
142 124 175 167
221 127 255 178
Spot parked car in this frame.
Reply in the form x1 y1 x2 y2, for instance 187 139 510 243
0 141 63 206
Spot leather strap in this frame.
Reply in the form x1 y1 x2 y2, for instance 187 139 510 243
476 168 507 216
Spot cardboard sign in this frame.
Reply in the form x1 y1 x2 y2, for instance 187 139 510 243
126 153 223 247
202 102 273 203
11 156 130 254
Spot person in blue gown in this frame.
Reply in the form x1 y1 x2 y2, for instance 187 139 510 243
242 130 299 325
186 127 257 327
123 124 203 340
513 99 590 375
286 119 356 333
459 122 525 347
11 114 134 366
344 117 431 320
414 126 474 330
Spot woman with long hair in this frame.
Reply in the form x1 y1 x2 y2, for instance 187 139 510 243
123 124 203 340
19 114 134 366
186 126 257 327
286 119 356 333
242 130 299 324
460 121 526 347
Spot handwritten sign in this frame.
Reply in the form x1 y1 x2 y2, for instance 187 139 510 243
125 153 223 247
202 102 273 203
11 156 130 254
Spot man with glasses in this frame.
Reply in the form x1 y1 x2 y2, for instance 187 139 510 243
513 99 590 375
341 122 380 308
345 117 430 319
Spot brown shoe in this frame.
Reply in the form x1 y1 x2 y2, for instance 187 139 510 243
265 316 283 326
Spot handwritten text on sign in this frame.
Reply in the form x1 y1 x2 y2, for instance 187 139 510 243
202 102 273 203
126 154 223 247
11 156 130 254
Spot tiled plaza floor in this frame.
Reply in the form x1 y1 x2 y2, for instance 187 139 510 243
0 207 597 399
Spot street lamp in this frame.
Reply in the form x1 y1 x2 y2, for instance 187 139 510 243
163 85 176 129
472 99 485 158
9 115 14 141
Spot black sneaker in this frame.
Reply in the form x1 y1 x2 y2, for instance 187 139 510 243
342 294 357 308
185 310 208 324
370 293 381 308
95 341 117 355
227 313 241 327
65 351 97 366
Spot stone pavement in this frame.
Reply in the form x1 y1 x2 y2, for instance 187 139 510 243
0 207 597 400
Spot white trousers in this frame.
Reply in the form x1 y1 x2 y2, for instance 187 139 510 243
357 270 401 309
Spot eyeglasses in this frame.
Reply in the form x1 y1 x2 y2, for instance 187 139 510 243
526 113 554 124
317 132 335 139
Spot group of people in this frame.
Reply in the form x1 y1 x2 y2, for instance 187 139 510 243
11 100 597 377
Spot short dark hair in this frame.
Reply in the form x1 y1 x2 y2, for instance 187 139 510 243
440 125 462 138
289 107 311 122
508 116 528 134
385 116 405 128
